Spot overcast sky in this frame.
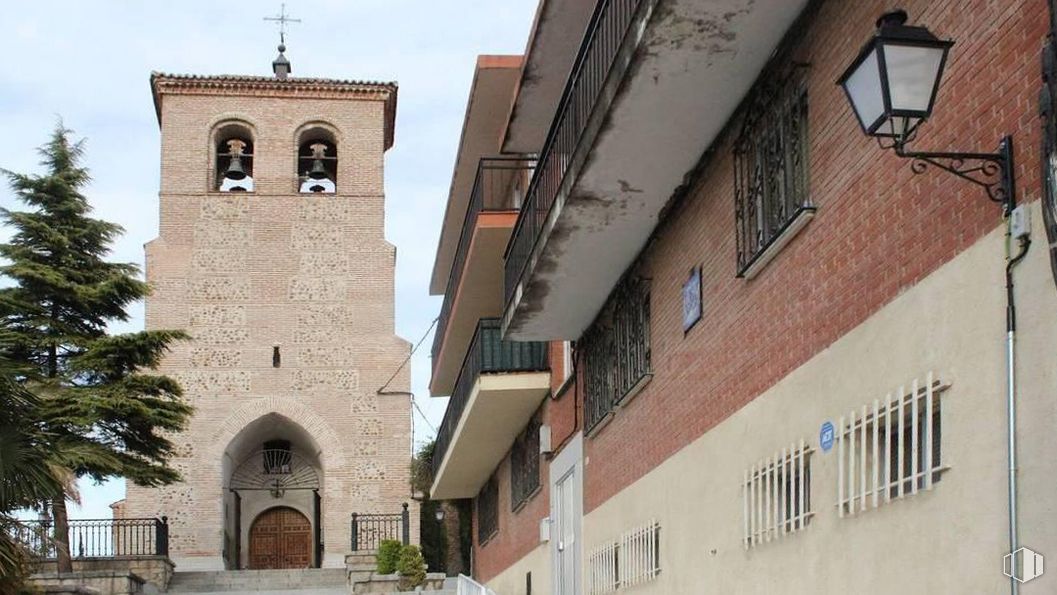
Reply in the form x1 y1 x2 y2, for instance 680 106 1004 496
0 0 539 519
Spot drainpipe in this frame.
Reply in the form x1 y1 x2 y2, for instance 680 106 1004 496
1005 221 1031 595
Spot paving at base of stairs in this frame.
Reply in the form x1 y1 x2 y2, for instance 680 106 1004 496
166 568 458 594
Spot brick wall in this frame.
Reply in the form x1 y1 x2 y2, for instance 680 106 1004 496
473 341 580 582
582 0 1045 512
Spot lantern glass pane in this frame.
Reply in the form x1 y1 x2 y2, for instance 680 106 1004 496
877 115 920 137
882 43 946 114
844 48 885 131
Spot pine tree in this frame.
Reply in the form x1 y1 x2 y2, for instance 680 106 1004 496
0 123 192 573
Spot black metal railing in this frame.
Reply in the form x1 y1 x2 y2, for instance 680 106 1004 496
504 0 646 310
350 503 410 551
8 517 169 559
432 157 536 373
433 318 549 481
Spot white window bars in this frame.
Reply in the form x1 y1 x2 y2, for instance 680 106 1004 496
743 440 813 549
837 372 948 517
587 520 661 594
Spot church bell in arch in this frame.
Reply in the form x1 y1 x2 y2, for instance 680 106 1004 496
223 139 249 181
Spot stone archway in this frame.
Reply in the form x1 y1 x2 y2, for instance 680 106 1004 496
248 507 312 569
220 414 325 570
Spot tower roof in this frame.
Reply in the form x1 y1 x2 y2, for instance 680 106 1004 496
149 72 399 149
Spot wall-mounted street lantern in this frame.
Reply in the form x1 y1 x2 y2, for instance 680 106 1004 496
434 508 445 522
838 10 1015 214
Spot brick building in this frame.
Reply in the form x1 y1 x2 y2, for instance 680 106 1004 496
122 48 416 571
430 1 1057 593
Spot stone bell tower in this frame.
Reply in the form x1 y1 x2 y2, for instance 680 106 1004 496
121 46 415 571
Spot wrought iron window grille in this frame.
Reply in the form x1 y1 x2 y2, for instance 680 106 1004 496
734 64 814 277
511 415 542 511
582 276 652 433
477 473 500 545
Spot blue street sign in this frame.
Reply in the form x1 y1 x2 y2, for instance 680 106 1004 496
819 421 835 453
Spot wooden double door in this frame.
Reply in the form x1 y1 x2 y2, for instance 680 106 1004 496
248 506 312 569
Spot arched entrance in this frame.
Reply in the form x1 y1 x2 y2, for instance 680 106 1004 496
221 414 324 570
248 507 312 569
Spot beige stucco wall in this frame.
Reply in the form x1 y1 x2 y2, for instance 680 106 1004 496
581 201 1057 594
123 86 415 570
487 543 551 595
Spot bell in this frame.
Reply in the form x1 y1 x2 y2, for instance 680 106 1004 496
224 155 247 180
307 158 328 180
307 142 330 180
223 139 249 181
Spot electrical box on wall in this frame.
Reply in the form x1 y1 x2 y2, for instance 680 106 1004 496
1010 204 1031 239
539 424 552 455
539 517 551 543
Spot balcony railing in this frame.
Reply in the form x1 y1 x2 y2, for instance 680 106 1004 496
8 517 169 559
504 0 646 311
433 318 549 481
432 157 537 371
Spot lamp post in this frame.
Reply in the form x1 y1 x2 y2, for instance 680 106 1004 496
840 11 1030 594
838 10 1015 214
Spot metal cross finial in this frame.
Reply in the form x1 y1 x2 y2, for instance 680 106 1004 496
264 3 301 44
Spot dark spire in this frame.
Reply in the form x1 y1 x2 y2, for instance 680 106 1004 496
273 43 291 80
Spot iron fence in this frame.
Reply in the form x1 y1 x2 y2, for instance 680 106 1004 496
350 503 410 551
433 318 549 481
8 517 169 559
504 0 646 309
432 157 536 370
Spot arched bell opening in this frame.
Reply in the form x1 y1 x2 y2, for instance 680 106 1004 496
221 414 323 570
213 122 255 192
297 126 338 194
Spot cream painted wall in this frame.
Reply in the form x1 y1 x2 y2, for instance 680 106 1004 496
488 544 552 595
580 202 1057 594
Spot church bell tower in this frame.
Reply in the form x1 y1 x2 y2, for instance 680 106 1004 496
121 42 414 571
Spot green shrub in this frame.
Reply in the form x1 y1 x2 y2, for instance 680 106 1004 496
396 544 427 590
376 539 403 575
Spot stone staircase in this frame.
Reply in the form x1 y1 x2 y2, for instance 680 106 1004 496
165 562 459 594
166 568 347 593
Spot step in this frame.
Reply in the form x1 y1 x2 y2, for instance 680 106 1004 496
167 568 347 592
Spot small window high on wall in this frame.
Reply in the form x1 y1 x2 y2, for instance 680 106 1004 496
298 130 337 193
215 124 254 192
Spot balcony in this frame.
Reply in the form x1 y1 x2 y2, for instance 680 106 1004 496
430 158 536 396
503 0 810 340
431 318 549 500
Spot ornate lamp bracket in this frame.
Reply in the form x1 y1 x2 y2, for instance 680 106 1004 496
888 135 1016 215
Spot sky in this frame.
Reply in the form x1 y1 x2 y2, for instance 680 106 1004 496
0 0 540 520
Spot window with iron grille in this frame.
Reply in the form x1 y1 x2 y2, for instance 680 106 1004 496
838 373 946 517
587 520 661 594
743 441 813 549
734 67 813 277
510 415 541 510
477 473 499 544
582 277 652 433
262 440 292 474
